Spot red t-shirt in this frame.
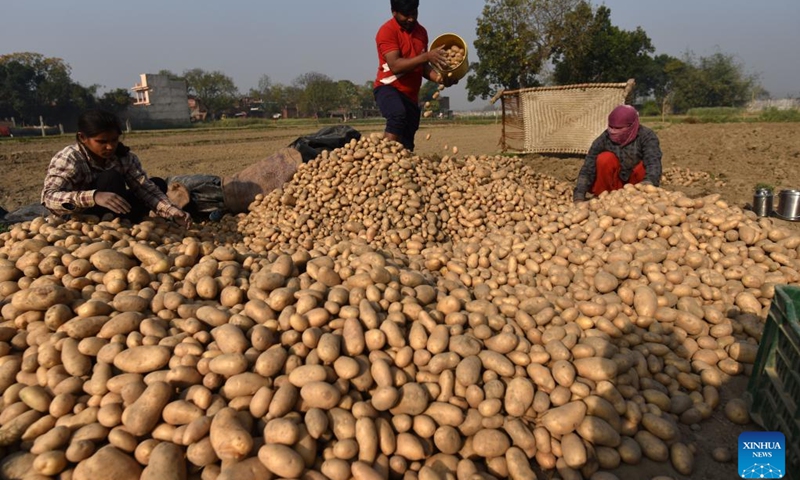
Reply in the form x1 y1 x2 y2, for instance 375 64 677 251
374 18 428 104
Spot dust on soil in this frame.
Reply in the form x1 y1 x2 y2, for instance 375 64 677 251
1 121 799 479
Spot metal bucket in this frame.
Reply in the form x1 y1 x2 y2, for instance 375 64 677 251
430 33 469 82
776 189 800 221
752 188 774 217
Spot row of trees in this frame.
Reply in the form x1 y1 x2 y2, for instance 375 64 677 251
467 0 762 112
0 53 380 127
2 0 766 126
157 69 379 121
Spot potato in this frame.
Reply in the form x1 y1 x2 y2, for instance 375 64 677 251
395 432 427 461
141 442 186 480
33 450 68 476
301 382 341 409
505 446 536 480
503 377 535 417
577 416 621 447
573 357 618 382
561 432 587 468
541 401 586 436
724 398 751 425
288 364 328 387
73 445 142 480
90 249 135 272
209 407 253 461
131 242 171 273
634 430 668 462
472 429 511 458
12 285 73 311
121 381 172 437
114 346 171 373
390 383 430 416
264 417 300 445
258 443 305 478
640 413 678 441
670 442 694 476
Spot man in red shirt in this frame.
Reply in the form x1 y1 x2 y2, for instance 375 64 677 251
374 0 452 151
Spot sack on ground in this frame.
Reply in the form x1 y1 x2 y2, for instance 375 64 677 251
289 125 362 163
222 147 304 214
166 174 225 216
1 204 49 225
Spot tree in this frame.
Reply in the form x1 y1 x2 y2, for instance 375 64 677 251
182 68 238 119
467 0 582 101
663 50 757 112
357 81 377 115
335 80 361 115
157 69 184 81
550 3 655 97
294 72 338 116
0 52 96 126
270 84 303 116
257 75 273 97
97 88 133 115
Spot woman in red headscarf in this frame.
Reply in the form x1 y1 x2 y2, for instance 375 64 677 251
573 105 662 202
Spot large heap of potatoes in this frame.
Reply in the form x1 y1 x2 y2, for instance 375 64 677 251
0 132 799 480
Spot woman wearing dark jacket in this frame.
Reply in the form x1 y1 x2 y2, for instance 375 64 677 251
573 105 662 203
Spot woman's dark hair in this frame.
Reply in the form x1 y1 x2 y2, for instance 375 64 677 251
391 0 419 14
76 109 130 156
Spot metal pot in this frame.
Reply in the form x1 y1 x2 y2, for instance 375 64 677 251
775 189 800 221
752 188 774 217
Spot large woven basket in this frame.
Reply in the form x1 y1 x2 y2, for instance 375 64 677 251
494 79 636 155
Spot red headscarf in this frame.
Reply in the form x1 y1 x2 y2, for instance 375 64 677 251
607 105 640 146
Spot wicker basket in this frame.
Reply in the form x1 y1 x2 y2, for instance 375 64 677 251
494 79 636 155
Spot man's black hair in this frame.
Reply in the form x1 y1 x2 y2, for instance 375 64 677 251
391 0 419 14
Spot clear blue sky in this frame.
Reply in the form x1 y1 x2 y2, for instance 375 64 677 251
2 0 798 110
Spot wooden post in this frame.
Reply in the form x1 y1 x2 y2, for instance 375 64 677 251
126 119 132 133
40 116 45 137
59 124 64 135
11 117 16 128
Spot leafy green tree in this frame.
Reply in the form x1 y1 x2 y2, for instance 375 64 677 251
257 74 273 96
357 81 377 114
0 52 96 125
97 88 133 115
293 72 338 116
663 51 756 112
336 80 360 113
182 68 238 119
467 0 582 101
269 84 303 116
550 3 655 97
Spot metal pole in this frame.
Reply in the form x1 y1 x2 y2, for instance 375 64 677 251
40 116 45 137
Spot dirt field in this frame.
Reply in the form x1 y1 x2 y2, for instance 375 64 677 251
1 122 799 479
2 122 800 224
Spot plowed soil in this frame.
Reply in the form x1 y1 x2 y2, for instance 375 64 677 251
2 122 799 224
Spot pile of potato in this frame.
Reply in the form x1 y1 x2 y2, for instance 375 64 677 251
661 166 726 188
0 133 799 480
238 134 573 254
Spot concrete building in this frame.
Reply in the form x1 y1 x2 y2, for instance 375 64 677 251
127 74 191 129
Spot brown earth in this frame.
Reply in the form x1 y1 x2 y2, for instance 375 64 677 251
1 122 799 479
2 122 800 224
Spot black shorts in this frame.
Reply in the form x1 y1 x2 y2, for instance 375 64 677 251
374 85 421 151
